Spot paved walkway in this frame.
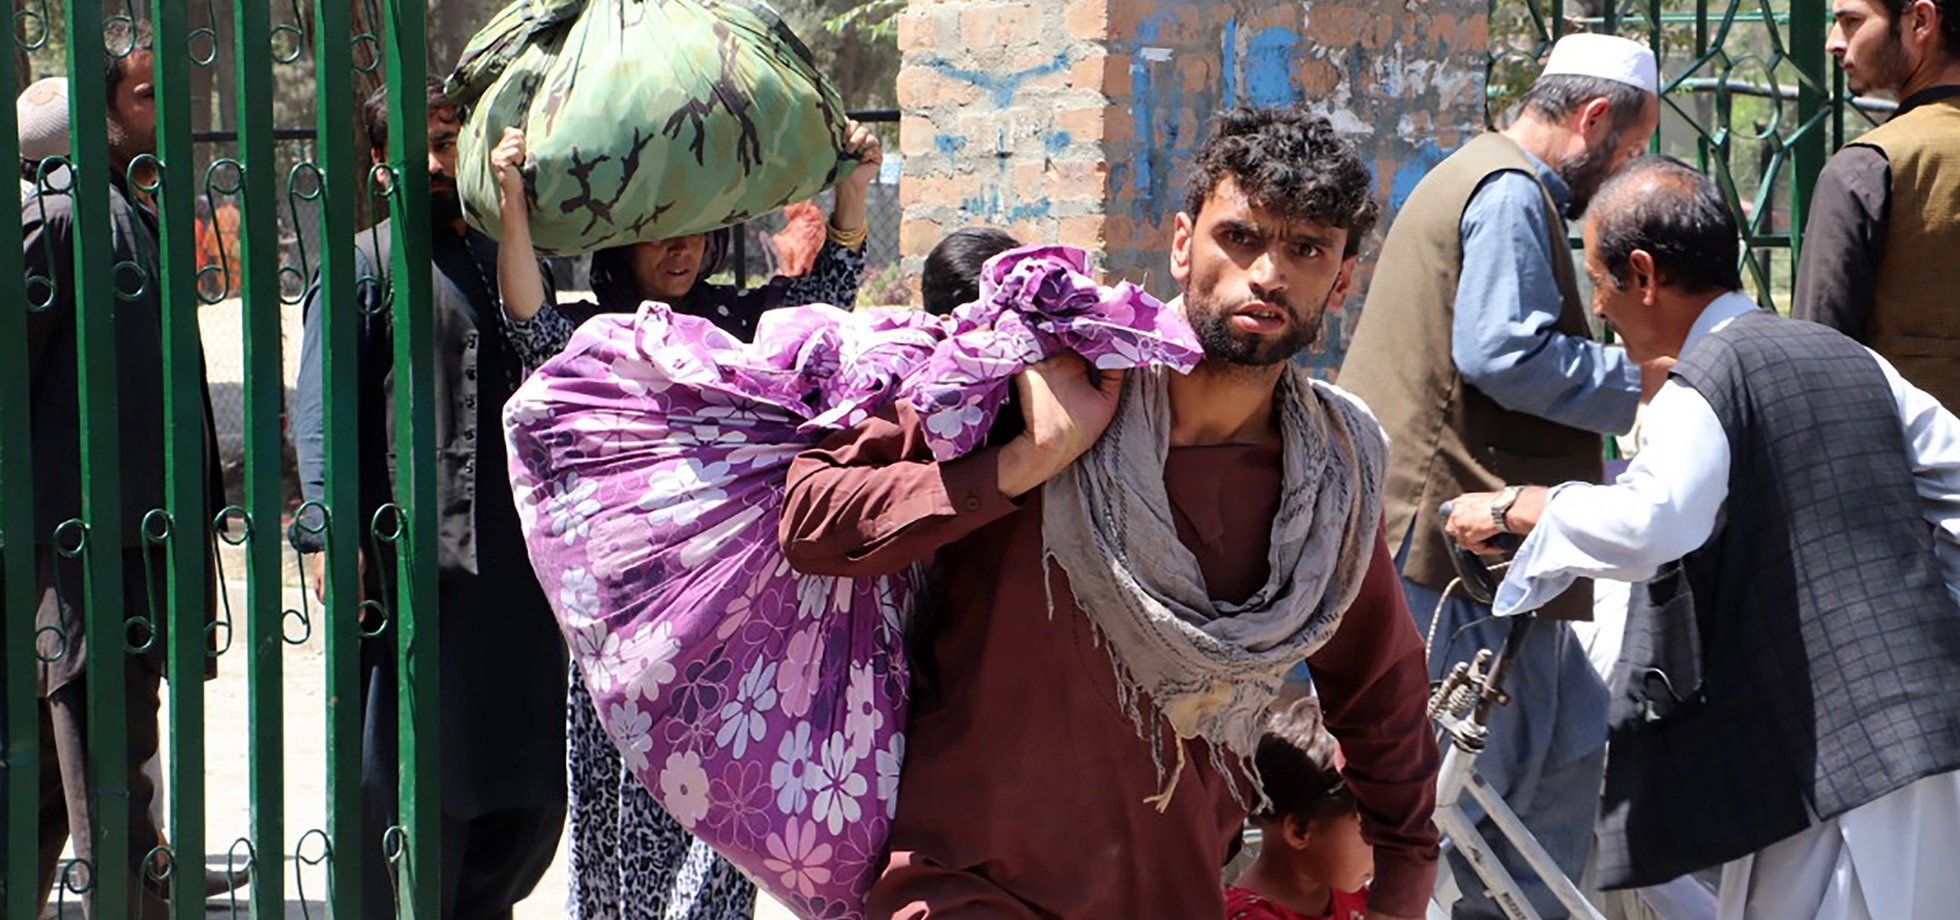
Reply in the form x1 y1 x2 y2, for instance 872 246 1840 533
44 544 794 918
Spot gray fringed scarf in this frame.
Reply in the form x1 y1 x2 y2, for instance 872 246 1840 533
1040 364 1387 809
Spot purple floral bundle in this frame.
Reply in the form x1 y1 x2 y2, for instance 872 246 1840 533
503 246 1200 917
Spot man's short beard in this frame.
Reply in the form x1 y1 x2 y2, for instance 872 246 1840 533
1557 128 1622 219
1855 23 1913 96
430 187 462 224
1186 288 1327 371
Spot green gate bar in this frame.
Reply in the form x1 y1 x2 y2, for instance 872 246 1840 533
1789 0 1829 263
153 0 211 914
0 5 40 918
380 0 443 913
68 0 132 914
314 0 368 916
237 0 290 916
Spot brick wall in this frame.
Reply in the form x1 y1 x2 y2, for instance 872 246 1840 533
898 0 1487 375
895 0 1113 280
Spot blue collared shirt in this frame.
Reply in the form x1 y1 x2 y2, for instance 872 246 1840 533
1452 151 1639 435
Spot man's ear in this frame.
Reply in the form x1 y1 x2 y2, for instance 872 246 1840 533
1907 0 1941 49
1630 249 1660 303
1578 96 1614 141
1329 254 1360 304
1170 211 1195 285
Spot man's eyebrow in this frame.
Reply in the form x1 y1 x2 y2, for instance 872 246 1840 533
1285 227 1338 249
1213 217 1263 236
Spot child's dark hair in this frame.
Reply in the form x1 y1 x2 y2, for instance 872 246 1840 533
921 227 1020 315
1253 696 1355 827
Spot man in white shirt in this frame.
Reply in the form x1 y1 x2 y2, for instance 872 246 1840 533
1445 155 1960 920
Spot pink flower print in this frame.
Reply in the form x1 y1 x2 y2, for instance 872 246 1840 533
658 750 713 828
795 574 847 621
637 457 734 529
606 701 654 773
504 395 551 428
725 439 803 470
607 354 671 399
709 759 772 846
556 566 602 626
716 660 779 758
571 623 626 696
921 398 986 442
544 473 603 547
585 512 654 583
575 409 651 457
809 731 868 835
771 721 815 815
762 818 835 901
1096 330 1161 369
776 624 824 719
843 662 883 759
876 733 905 820
622 620 680 702
670 646 733 723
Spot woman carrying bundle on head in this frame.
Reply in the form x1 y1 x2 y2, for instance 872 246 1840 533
489 122 881 920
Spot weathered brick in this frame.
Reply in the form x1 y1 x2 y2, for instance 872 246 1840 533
959 3 1014 49
1065 0 1109 41
901 216 947 257
895 66 937 110
898 115 938 157
1050 158 1107 192
896 9 930 52
1056 104 1107 142
932 68 989 107
1067 50 1106 96
1061 214 1109 261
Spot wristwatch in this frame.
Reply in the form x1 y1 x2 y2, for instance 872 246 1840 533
1490 485 1523 535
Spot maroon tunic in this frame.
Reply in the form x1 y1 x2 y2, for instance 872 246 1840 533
781 405 1439 918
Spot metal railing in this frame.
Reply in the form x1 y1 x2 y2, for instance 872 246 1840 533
1 1 439 918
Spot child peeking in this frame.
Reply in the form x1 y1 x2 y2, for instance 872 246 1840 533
1227 696 1373 920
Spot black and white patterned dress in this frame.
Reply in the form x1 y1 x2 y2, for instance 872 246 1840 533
509 241 864 920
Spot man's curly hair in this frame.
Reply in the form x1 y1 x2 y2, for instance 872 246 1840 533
1182 106 1380 257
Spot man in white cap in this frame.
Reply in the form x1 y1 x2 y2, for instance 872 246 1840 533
1338 32 1661 919
16 76 68 197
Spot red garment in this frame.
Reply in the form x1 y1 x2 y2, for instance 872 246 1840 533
1226 885 1370 920
780 405 1440 918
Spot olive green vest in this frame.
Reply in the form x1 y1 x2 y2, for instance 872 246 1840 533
1857 96 1960 412
1338 132 1600 620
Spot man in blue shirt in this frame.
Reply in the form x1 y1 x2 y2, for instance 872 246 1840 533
1337 33 1663 920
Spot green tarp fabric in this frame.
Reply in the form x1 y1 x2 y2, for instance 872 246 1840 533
448 0 853 256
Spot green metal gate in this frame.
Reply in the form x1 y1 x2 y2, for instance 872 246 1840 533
1 1 443 917
1 3 1874 919
1488 0 1878 310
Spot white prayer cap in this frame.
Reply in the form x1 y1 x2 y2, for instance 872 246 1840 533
17 77 69 162
1540 33 1659 95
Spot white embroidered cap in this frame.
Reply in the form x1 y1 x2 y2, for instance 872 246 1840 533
1540 33 1659 95
17 77 69 163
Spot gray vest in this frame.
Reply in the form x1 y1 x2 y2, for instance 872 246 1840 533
1597 309 1960 889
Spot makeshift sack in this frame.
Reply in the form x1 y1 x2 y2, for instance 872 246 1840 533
504 247 1203 918
448 0 852 255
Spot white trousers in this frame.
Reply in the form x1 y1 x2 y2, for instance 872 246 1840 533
1716 771 1960 920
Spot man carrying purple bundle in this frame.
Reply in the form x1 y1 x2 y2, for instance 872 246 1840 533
780 106 1440 920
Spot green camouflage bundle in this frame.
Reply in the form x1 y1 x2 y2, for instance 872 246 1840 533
448 0 853 255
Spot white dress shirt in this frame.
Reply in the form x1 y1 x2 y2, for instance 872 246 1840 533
1497 291 1960 616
